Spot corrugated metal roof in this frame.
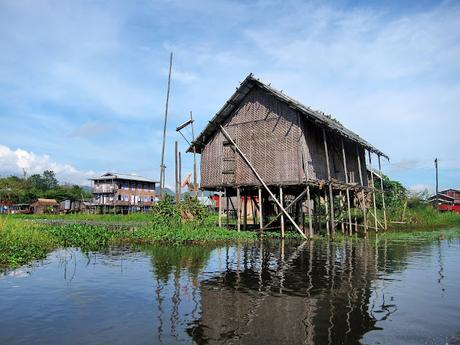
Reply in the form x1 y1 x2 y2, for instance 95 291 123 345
188 73 389 159
89 172 158 183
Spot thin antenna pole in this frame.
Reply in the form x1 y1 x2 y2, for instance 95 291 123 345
190 111 198 198
159 52 173 198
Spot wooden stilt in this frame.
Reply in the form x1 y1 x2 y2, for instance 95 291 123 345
175 141 179 204
243 190 248 231
378 155 388 230
218 190 222 228
237 187 241 232
258 187 263 231
307 185 313 237
322 128 335 235
280 186 285 238
225 188 229 227
339 190 345 234
341 138 353 236
324 189 330 236
356 146 367 233
368 151 378 231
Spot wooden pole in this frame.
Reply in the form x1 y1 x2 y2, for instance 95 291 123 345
324 188 330 236
307 186 313 237
219 125 307 239
225 188 229 227
280 186 285 238
237 187 241 232
190 111 198 199
435 158 439 209
356 146 367 233
341 138 353 236
322 128 335 235
178 151 181 201
243 190 248 230
258 187 263 231
339 190 344 234
159 52 173 198
378 155 387 230
368 151 378 231
218 190 222 228
175 141 179 204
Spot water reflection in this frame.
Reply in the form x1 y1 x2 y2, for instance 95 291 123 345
1 233 460 345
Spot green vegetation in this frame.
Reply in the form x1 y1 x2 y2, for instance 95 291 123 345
0 170 92 204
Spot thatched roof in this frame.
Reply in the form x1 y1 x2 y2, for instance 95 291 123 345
188 73 388 159
31 198 59 206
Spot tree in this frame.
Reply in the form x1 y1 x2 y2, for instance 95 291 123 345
42 170 58 190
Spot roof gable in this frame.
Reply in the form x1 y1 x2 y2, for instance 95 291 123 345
189 74 388 159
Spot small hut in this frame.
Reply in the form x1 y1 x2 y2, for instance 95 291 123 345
189 74 389 237
30 198 59 214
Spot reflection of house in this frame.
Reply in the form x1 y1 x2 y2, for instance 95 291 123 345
30 199 59 214
428 189 460 214
188 241 379 345
89 172 159 213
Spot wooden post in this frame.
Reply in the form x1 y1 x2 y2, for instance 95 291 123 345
218 190 222 228
324 188 330 236
237 187 241 232
378 155 388 230
225 188 229 227
356 146 367 233
307 185 313 237
368 151 378 231
243 190 248 230
219 125 307 239
175 141 179 204
190 111 198 199
339 190 344 234
258 187 263 231
280 186 285 238
178 151 182 202
341 139 353 236
322 128 335 235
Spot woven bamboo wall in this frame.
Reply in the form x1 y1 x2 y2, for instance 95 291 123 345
200 85 368 189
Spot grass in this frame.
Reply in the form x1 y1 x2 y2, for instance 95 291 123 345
0 217 257 269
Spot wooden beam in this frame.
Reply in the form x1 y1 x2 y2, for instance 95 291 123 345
378 155 388 230
341 138 353 236
306 185 313 237
324 188 330 236
368 151 378 231
219 125 307 239
175 141 179 204
243 190 248 230
225 188 229 227
356 146 368 233
322 128 335 235
280 186 285 238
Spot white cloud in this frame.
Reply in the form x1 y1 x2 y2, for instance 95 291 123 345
0 145 95 185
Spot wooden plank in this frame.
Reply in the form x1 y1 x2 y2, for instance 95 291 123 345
258 187 263 231
280 186 285 238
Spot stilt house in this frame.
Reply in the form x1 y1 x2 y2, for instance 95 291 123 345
189 74 389 237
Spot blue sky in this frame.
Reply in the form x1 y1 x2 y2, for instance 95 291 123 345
0 0 459 193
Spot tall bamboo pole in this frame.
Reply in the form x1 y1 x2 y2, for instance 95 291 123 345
175 141 179 204
368 151 378 231
159 52 173 198
378 155 387 230
322 128 335 235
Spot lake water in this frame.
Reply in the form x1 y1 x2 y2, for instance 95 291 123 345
1 230 460 345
